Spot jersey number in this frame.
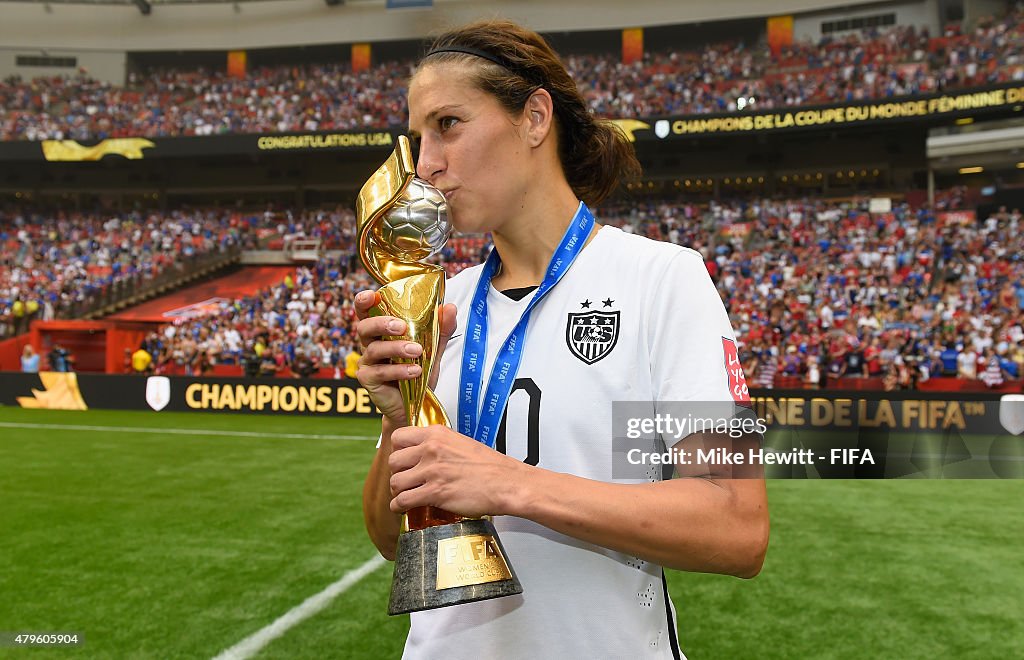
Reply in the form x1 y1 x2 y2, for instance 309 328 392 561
495 378 541 466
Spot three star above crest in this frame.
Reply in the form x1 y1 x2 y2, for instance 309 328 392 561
574 316 615 325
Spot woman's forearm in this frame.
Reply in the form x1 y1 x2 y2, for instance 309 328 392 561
362 418 403 560
506 464 769 577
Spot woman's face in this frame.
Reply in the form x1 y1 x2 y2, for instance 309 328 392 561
408 63 531 234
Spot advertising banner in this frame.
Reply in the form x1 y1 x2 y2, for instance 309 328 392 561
0 372 380 418
2 83 1021 162
0 130 402 163
4 374 1020 477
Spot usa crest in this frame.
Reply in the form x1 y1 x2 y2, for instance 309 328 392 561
566 310 620 365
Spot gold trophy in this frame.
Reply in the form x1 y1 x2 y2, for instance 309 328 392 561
356 135 522 615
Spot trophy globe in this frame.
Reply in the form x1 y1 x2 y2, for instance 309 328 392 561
372 178 452 262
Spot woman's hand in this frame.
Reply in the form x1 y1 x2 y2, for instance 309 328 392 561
353 289 457 428
387 424 527 518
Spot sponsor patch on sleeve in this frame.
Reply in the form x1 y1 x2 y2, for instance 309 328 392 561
722 337 750 403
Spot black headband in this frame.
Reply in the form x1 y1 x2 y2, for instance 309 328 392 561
424 45 546 88
425 46 520 74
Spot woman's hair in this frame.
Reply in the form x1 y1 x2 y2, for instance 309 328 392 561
419 20 641 207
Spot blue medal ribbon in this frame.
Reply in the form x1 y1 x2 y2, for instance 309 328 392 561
458 201 595 447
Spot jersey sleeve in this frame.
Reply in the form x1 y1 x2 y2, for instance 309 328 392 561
646 250 751 447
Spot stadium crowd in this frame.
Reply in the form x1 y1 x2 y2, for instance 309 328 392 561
2 8 1022 141
0 202 459 340
41 193 1015 390
599 195 1024 390
0 207 252 338
118 232 487 379
125 261 371 380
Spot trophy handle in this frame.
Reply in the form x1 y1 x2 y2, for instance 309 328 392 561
356 135 416 286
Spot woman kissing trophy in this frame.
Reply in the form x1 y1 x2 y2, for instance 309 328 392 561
355 135 522 615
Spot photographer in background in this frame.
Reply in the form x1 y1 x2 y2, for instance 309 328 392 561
47 344 74 372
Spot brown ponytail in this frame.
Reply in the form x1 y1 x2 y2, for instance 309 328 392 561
420 20 641 207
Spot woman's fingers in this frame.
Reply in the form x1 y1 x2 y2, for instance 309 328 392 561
353 290 379 319
356 315 406 349
354 291 456 427
362 335 421 362
356 361 421 389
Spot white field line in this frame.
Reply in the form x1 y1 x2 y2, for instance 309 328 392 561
211 554 388 660
0 421 373 441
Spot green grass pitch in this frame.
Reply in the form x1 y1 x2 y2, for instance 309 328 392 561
0 406 1021 659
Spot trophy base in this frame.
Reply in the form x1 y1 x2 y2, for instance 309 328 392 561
388 518 523 615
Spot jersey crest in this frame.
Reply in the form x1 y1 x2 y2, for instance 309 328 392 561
566 310 620 364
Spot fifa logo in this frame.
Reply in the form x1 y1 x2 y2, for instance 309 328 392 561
441 536 500 564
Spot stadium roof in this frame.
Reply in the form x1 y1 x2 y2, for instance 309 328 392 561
4 0 279 3
2 0 289 16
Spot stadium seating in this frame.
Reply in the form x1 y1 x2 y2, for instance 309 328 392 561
0 208 251 339
1 10 1021 141
6 193 1012 390
2 9 1023 390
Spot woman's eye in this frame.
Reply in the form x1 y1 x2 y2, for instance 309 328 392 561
439 116 459 131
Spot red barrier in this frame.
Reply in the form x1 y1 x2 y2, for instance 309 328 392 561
0 335 32 371
917 377 1022 393
107 324 156 374
211 364 243 377
825 377 887 390
157 364 341 379
12 322 1023 394
25 320 158 374
31 320 109 372
773 375 1022 393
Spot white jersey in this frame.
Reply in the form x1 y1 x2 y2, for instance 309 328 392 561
404 225 741 660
